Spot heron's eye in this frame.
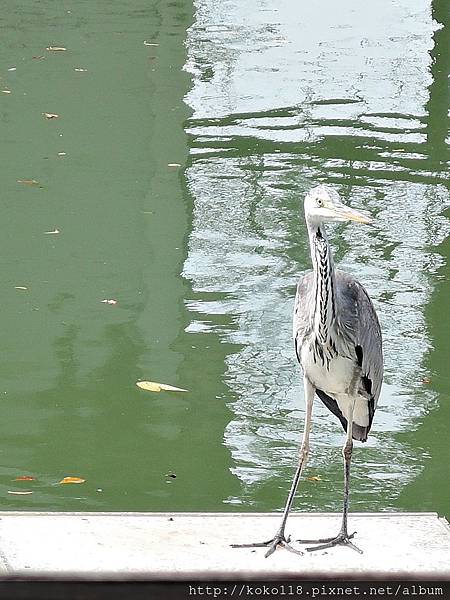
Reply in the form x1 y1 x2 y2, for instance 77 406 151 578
317 198 323 207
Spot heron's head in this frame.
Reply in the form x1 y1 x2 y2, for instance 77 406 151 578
304 185 371 226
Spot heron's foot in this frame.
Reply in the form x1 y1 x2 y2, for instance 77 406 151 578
231 531 303 558
297 531 362 554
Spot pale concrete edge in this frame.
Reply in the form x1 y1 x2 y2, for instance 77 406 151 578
0 512 447 581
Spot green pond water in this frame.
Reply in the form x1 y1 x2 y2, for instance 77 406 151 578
0 0 448 520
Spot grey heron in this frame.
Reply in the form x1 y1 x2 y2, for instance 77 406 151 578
232 185 383 557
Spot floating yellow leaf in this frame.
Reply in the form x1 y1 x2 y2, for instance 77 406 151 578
17 179 39 186
136 381 161 392
307 475 321 482
136 381 188 393
59 476 85 484
14 475 34 481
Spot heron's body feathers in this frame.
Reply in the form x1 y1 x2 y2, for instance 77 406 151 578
294 269 383 442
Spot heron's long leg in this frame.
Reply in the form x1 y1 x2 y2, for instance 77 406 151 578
340 419 355 539
297 399 362 554
231 377 315 558
276 377 314 533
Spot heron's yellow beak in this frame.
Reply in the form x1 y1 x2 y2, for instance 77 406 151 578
333 205 372 224
344 210 372 224
318 201 372 224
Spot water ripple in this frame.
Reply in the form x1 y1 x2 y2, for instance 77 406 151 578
183 0 449 510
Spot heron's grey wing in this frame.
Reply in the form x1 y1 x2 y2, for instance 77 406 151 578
335 270 383 408
292 271 314 361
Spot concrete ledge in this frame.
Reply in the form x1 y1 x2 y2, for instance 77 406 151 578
0 512 448 579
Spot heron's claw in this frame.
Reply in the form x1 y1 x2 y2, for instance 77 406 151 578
231 532 303 558
297 530 362 554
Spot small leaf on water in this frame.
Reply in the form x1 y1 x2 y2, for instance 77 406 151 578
57 152 67 157
15 286 28 290
59 476 85 484
167 163 181 167
101 299 117 305
2 90 11 94
74 68 87 72
8 67 17 72
44 229 60 235
306 475 321 482
32 55 45 60
17 179 39 186
14 476 34 481
46 46 67 51
8 490 33 495
42 112 59 119
136 381 188 393
143 41 159 46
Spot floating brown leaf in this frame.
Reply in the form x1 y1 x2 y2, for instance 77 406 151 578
136 381 188 393
59 476 86 484
42 112 59 119
14 475 34 481
306 475 321 482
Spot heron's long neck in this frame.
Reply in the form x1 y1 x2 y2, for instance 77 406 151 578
308 223 336 343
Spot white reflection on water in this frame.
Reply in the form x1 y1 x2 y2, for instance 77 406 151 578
182 0 449 510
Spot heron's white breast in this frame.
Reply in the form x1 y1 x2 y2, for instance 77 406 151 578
300 342 355 395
